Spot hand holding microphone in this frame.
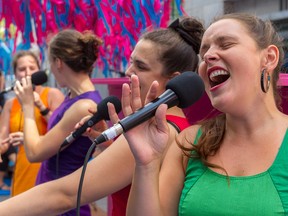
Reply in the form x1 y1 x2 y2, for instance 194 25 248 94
94 71 205 144
62 95 122 148
0 70 48 96
14 71 48 109
93 71 204 165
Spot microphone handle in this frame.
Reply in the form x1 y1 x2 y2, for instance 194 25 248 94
120 89 178 131
94 90 179 145
0 86 13 96
65 114 102 144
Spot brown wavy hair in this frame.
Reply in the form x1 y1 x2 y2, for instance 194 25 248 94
179 13 284 173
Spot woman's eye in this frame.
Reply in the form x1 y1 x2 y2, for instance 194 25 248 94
220 43 234 49
136 64 146 70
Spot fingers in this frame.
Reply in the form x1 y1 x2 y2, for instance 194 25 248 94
9 132 24 146
14 76 32 91
130 75 142 111
14 76 34 104
108 102 120 124
74 115 93 130
145 80 159 104
1 132 24 147
88 107 97 115
154 104 169 133
122 75 142 116
121 83 133 116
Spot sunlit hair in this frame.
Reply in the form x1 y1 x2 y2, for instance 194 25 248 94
49 29 103 74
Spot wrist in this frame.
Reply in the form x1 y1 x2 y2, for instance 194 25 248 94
40 107 50 116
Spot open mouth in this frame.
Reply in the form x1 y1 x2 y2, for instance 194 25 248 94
209 70 230 88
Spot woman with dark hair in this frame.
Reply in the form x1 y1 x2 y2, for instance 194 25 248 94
0 17 204 216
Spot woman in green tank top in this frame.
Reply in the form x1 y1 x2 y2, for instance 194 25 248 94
122 13 288 216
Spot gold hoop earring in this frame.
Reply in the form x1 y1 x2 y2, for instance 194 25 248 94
260 69 270 93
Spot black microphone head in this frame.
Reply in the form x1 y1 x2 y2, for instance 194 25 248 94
166 71 205 108
31 71 48 86
97 96 122 120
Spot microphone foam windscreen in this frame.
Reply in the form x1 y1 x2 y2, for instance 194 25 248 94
166 71 205 108
97 96 122 120
31 71 48 85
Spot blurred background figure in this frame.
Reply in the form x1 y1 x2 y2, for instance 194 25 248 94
0 69 15 192
0 70 6 112
0 50 64 196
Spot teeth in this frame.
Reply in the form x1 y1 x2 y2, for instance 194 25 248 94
209 70 229 79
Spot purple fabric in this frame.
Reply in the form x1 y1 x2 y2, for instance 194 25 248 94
36 90 102 216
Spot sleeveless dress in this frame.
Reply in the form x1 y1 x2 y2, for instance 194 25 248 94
10 87 50 196
179 129 288 215
36 90 102 216
109 115 190 216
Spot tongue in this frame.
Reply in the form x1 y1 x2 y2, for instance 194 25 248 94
211 74 230 87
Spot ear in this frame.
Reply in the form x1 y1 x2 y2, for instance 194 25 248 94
169 71 181 79
264 45 279 72
55 58 63 71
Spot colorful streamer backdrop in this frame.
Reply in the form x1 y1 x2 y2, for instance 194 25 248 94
0 0 185 77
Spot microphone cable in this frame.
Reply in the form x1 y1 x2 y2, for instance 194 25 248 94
76 138 103 216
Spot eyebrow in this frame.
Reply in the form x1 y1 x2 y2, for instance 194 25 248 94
216 35 238 43
131 56 147 66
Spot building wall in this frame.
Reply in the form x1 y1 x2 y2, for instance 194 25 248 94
230 0 279 14
183 0 284 26
183 0 225 26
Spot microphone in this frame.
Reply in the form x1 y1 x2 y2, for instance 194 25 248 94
63 95 122 146
93 71 205 144
0 70 48 95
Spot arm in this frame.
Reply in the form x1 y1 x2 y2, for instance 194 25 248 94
0 99 13 155
14 76 98 162
126 104 170 216
0 132 135 215
122 75 198 216
33 87 64 121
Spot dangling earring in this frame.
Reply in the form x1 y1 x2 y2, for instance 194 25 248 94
260 69 271 93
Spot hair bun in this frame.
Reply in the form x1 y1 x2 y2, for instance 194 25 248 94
169 17 204 53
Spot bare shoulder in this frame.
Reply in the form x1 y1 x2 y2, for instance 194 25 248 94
46 87 65 110
177 124 201 148
67 97 97 115
47 87 64 98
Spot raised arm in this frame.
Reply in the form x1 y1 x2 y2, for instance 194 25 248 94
14 75 98 162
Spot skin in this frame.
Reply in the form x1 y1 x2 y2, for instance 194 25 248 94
125 19 288 216
0 55 64 159
0 39 186 215
10 52 101 162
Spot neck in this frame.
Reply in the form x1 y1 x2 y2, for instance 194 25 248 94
69 77 95 98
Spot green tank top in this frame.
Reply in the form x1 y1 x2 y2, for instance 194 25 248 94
179 129 288 215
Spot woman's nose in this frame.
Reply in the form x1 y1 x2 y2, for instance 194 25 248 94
25 69 33 76
203 53 218 64
125 66 135 77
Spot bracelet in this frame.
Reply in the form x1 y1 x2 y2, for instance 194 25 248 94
40 107 50 116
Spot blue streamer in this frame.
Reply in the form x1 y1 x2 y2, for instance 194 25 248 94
58 0 70 26
175 0 183 16
23 0 32 48
93 0 111 34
